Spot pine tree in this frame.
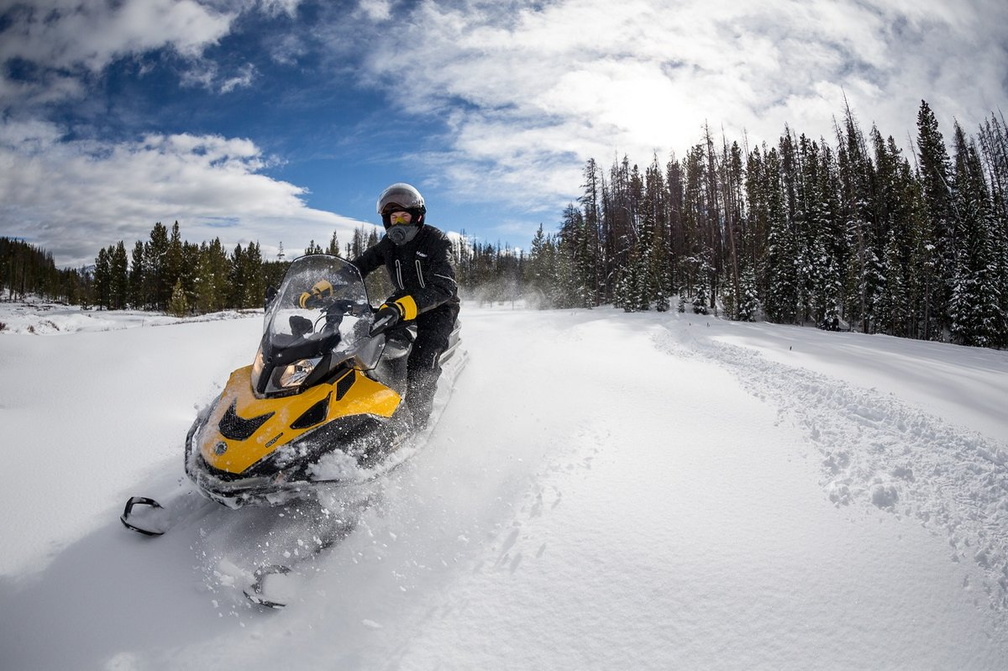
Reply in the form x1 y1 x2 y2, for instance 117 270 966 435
93 247 111 310
168 278 189 317
977 113 1008 347
681 144 706 301
194 238 230 314
578 158 602 304
721 140 746 319
129 241 146 308
145 222 169 311
557 203 588 307
915 100 954 340
526 224 558 307
878 228 910 336
870 130 913 336
326 231 342 257
242 242 265 308
763 145 799 323
949 124 1002 346
736 265 760 321
229 244 247 308
744 146 771 303
161 222 184 310
109 241 129 309
641 154 672 311
665 155 686 295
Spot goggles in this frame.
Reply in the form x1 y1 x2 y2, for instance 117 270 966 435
388 210 413 225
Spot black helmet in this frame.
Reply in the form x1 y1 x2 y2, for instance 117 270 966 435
376 182 426 229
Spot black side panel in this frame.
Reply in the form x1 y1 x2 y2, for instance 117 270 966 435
335 370 356 401
219 401 274 441
242 414 386 478
291 393 331 430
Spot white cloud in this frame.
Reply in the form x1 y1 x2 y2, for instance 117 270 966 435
1 0 1005 261
0 0 234 72
356 0 392 22
256 0 302 18
361 0 1008 211
219 62 257 93
0 123 370 267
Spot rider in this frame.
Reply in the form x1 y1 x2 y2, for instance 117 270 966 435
351 182 460 430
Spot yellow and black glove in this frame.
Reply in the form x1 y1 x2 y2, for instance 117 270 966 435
388 295 418 321
371 296 418 334
372 303 402 332
298 280 334 309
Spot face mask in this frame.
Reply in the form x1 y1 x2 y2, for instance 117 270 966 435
387 224 419 246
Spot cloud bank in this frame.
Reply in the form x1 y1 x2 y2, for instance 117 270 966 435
364 0 1007 194
0 0 1005 266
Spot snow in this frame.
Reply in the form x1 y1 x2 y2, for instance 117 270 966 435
2 300 1008 670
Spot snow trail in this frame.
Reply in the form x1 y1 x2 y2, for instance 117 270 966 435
2 304 1007 669
659 319 1008 617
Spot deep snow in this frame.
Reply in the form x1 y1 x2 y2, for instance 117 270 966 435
1 299 1007 670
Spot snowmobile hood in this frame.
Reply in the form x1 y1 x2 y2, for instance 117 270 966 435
195 364 401 475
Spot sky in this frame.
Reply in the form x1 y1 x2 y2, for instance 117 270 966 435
1 0 1006 269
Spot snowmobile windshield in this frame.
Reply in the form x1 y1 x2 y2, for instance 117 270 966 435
254 255 373 395
265 255 372 355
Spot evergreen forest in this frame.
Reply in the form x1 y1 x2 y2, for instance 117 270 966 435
2 100 1006 350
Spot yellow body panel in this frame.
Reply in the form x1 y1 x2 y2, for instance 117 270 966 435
198 365 401 474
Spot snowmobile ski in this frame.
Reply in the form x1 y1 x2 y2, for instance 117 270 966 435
242 500 363 609
244 564 294 609
119 488 219 537
120 496 168 536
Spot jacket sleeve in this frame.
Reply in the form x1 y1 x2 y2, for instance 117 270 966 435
350 241 385 278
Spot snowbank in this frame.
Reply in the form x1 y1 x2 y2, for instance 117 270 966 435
1 302 1006 670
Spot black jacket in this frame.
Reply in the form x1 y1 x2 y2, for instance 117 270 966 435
351 225 459 320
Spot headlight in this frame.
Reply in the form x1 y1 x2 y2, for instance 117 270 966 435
251 347 265 388
251 345 322 396
274 357 322 390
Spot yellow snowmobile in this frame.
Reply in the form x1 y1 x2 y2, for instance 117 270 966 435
177 253 461 509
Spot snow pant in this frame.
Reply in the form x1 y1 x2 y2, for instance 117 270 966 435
406 304 458 428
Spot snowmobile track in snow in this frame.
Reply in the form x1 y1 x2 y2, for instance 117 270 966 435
655 324 1008 616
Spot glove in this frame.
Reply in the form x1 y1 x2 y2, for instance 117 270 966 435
298 280 334 309
371 302 403 334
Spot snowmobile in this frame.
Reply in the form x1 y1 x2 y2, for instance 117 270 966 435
122 253 463 524
120 253 463 607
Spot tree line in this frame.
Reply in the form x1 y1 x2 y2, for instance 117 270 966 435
0 237 89 304
3 99 1005 349
86 221 400 317
511 100 1007 349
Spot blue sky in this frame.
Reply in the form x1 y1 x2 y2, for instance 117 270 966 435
1 0 1006 268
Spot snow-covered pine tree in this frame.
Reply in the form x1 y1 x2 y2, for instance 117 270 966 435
763 143 799 323
578 158 603 306
915 100 955 340
836 107 881 332
949 124 1002 347
977 113 1008 348
721 140 746 320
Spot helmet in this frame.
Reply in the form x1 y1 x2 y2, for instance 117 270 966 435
376 182 426 229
